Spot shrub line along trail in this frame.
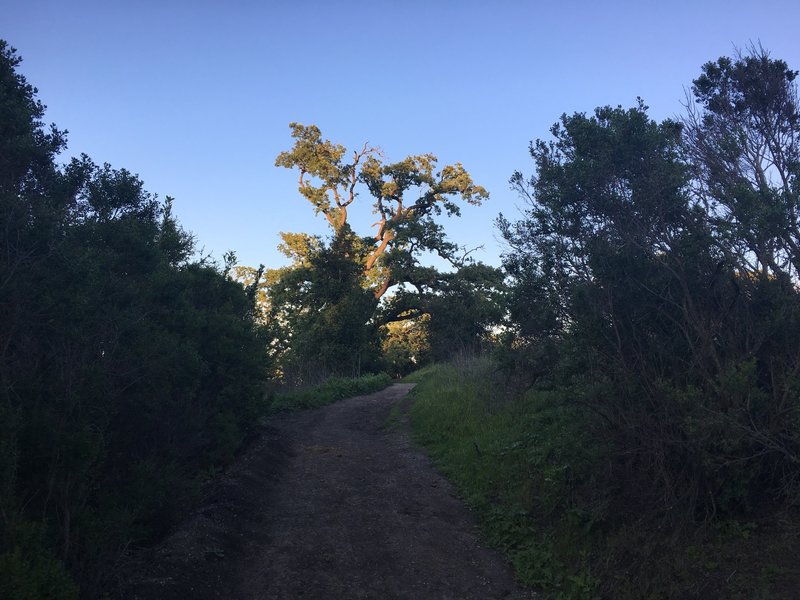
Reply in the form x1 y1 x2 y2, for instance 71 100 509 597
125 384 532 599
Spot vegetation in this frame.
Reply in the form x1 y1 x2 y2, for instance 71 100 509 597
274 122 488 300
0 38 501 596
270 373 392 412
409 360 600 598
410 46 800 598
0 41 269 596
3 31 800 599
410 360 800 599
499 44 800 528
234 123 505 384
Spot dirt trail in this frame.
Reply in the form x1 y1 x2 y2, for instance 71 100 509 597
123 384 533 599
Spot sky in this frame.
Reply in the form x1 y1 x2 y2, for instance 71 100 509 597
3 0 799 271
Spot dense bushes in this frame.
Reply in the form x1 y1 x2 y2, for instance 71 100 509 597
475 47 800 597
0 41 268 596
499 48 800 523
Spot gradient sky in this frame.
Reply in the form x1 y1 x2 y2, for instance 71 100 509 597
3 0 799 271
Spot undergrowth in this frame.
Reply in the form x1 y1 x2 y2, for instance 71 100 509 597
408 359 800 599
409 359 599 599
270 373 392 412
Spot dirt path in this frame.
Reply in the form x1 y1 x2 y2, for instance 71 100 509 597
123 384 533 599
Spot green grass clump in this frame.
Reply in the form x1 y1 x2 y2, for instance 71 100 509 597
270 373 392 412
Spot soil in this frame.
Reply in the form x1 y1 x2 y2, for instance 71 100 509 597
120 384 535 600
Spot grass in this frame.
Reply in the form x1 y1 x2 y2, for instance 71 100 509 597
407 359 598 599
269 372 392 412
405 358 800 599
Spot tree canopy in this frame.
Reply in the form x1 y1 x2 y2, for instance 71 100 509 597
275 123 488 299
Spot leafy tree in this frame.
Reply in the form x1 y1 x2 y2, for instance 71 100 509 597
382 314 431 377
684 44 800 280
0 40 269 596
382 262 507 362
0 40 81 597
275 123 488 299
265 123 495 381
682 46 800 509
498 100 705 365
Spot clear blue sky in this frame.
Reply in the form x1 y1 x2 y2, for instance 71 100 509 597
3 0 799 271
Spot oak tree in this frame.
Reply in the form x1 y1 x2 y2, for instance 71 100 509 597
275 123 488 299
